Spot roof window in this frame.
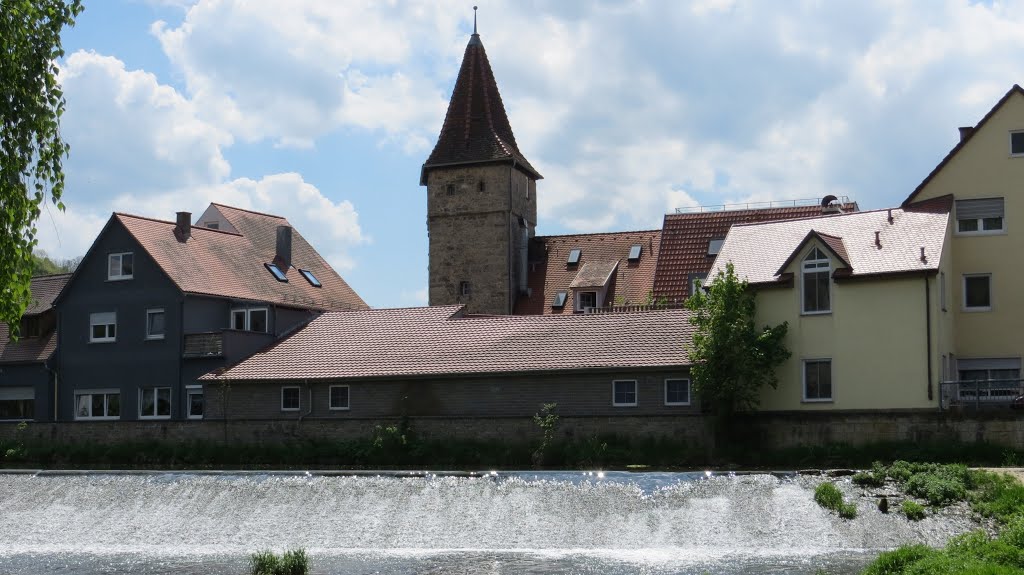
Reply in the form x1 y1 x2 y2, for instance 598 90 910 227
552 291 567 308
708 238 725 256
628 244 642 261
299 269 321 288
567 248 581 265
265 263 288 283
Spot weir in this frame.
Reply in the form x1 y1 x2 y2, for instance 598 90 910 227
0 472 975 574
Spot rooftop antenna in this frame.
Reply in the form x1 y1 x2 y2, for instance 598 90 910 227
473 6 478 35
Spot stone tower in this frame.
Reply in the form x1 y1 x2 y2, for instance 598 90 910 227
420 23 542 315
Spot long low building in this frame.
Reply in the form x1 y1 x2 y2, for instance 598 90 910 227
201 305 696 419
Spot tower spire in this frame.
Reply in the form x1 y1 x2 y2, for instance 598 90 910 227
473 6 478 35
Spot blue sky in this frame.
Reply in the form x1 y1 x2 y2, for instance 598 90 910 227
40 0 1024 308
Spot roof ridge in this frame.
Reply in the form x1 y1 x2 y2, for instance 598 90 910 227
209 202 287 220
31 272 73 280
665 203 857 218
537 229 662 240
729 205 915 228
115 213 244 236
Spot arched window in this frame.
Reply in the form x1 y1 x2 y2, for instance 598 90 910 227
802 247 831 313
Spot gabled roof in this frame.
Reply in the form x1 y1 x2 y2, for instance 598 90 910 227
204 305 693 381
902 84 1024 206
116 205 367 311
774 231 851 276
709 206 950 285
652 202 859 302
24 273 71 316
420 32 541 185
0 275 68 364
514 229 661 315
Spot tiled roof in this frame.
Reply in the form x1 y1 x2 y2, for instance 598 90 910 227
205 305 693 381
24 273 71 316
514 230 661 315
569 261 618 289
421 33 541 184
775 231 851 276
902 85 1024 207
708 206 950 285
117 206 367 311
651 203 859 302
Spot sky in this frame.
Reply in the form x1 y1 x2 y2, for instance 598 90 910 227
39 0 1024 308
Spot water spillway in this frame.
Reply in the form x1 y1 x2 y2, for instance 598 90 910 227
0 471 974 574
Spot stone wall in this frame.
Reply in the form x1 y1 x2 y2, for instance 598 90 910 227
2 411 1023 450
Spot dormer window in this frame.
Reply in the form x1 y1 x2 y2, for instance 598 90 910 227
265 263 288 282
567 248 581 265
299 269 321 288
708 238 725 256
552 291 567 308
628 245 642 261
108 252 133 281
1011 131 1024 156
576 291 597 311
801 247 831 314
231 308 268 333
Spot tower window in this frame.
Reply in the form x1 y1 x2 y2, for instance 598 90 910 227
478 180 486 192
460 281 471 296
446 184 455 196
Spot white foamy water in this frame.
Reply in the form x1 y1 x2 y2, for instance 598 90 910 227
0 471 975 574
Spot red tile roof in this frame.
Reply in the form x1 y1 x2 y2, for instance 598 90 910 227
24 273 71 316
709 206 950 285
652 203 858 302
514 230 662 315
902 85 1024 207
0 275 68 364
117 206 367 311
205 305 693 381
421 33 540 185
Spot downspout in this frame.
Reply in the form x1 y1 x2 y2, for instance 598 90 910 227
178 298 184 420
925 274 933 401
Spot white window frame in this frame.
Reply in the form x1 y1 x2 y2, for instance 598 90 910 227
1010 130 1024 157
145 308 166 340
329 385 351 411
107 252 134 281
230 307 269 332
612 379 638 407
74 389 121 420
664 378 691 406
802 359 833 403
138 387 172 419
576 291 598 312
955 199 1006 236
281 386 300 412
89 312 117 343
801 247 831 315
186 385 204 420
963 273 992 312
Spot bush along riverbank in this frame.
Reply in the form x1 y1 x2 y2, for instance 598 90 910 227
851 461 1024 574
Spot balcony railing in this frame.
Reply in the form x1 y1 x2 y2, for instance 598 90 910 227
583 302 686 314
183 332 223 358
940 379 1024 411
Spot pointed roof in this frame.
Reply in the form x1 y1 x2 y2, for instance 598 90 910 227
420 32 541 185
774 230 851 276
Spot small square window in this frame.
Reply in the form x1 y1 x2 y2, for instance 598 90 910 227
613 380 637 407
803 360 833 402
707 238 725 256
552 291 568 308
108 252 134 281
1011 131 1024 156
664 379 690 406
964 274 991 311
146 309 165 340
567 248 581 265
231 308 268 332
89 312 117 343
204 221 219 230
330 385 350 411
628 245 642 261
299 269 321 288
281 387 300 411
576 291 597 311
265 263 288 282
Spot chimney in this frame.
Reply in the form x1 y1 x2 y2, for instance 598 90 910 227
920 246 927 263
274 225 292 272
875 231 882 249
958 127 974 142
887 209 893 225
174 211 191 242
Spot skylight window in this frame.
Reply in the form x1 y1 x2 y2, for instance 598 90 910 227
265 263 288 282
552 291 567 308
708 238 725 256
567 248 581 265
628 245 642 261
299 268 321 288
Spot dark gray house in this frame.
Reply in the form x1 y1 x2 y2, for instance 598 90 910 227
0 274 71 422
53 203 367 422
201 305 696 419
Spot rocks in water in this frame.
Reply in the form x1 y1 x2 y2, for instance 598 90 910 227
878 496 889 514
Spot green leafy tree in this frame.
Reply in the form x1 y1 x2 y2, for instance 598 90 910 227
685 262 790 417
1 0 84 336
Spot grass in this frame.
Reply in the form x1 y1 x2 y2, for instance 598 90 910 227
814 482 857 519
902 500 926 521
249 549 308 575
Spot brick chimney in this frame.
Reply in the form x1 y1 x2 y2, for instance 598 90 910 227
273 225 292 272
174 211 191 242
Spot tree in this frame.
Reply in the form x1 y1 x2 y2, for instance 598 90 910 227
1 0 84 336
685 262 790 418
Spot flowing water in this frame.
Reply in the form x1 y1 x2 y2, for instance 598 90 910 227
0 470 976 574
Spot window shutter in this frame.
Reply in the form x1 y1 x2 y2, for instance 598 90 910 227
0 387 34 400
956 198 1004 220
956 358 1021 371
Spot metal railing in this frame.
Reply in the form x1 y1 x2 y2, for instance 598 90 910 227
583 302 685 314
673 196 852 214
940 379 1024 411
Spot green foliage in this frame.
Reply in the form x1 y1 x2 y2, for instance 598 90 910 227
249 549 309 575
249 550 279 575
685 262 791 416
814 481 857 519
904 464 972 506
0 0 83 337
854 470 886 488
972 472 1024 525
861 545 936 575
532 403 559 468
902 500 926 521
31 250 80 275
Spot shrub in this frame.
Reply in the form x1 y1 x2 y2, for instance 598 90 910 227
249 549 309 575
814 482 856 519
972 471 1024 525
902 500 926 521
905 465 970 506
249 550 279 575
860 544 935 575
853 470 885 488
